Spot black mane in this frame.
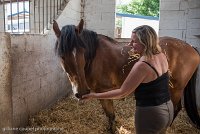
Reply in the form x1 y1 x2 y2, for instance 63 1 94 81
55 25 98 61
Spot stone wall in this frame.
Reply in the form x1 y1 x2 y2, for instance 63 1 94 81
159 0 200 108
159 0 200 47
84 0 116 38
0 0 81 130
12 0 82 128
11 34 71 128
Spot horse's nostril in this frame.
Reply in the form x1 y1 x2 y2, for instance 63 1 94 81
75 93 81 99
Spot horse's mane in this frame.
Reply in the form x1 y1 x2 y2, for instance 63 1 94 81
80 29 98 60
55 25 83 57
55 25 98 61
55 25 117 60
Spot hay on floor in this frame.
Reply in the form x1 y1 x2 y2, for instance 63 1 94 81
23 96 200 134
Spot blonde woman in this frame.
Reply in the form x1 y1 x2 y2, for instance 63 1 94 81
82 25 174 134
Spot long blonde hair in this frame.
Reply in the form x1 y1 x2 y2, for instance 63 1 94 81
132 25 161 59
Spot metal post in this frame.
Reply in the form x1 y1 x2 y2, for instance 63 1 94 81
34 0 36 33
17 0 19 32
23 0 25 33
53 0 55 19
50 0 52 23
46 0 49 30
42 0 44 34
57 0 58 15
10 0 13 33
38 0 40 33
3 0 6 32
29 0 31 32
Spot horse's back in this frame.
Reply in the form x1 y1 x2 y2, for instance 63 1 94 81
159 36 200 68
159 36 200 105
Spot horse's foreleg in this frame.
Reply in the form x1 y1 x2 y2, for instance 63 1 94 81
99 99 116 134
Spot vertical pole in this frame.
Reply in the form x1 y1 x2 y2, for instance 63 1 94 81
57 0 58 15
53 0 55 19
3 0 6 32
42 0 44 34
50 0 52 23
46 0 49 30
38 0 40 33
34 0 36 33
17 0 19 32
10 0 13 33
23 0 26 33
29 0 31 32
59 0 61 10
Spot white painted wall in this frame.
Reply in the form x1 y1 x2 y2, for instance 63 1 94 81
53 0 81 28
159 0 200 47
12 0 82 128
11 34 70 127
0 0 81 129
121 17 159 38
159 0 200 108
84 0 116 38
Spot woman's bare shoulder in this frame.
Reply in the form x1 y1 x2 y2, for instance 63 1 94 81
134 61 150 72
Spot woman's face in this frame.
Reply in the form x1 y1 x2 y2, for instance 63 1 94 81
130 32 144 54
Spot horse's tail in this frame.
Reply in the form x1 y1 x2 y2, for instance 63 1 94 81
184 66 200 129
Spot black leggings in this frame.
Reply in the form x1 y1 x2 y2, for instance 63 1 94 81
135 100 174 134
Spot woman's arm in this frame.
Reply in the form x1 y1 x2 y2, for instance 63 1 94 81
82 61 148 100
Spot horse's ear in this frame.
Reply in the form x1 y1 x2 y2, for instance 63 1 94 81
53 20 61 38
76 19 84 34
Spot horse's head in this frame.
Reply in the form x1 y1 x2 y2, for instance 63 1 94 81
53 19 90 99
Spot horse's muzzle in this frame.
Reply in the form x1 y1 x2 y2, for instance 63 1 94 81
75 90 90 99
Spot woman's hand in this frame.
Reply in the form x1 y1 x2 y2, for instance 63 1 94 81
81 92 96 101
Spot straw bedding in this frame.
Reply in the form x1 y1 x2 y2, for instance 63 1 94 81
24 95 200 134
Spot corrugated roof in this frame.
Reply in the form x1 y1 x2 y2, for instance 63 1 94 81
116 13 159 20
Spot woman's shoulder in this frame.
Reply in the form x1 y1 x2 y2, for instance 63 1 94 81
134 60 150 71
130 61 149 79
158 52 167 59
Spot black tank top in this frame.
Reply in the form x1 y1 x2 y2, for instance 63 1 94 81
134 61 170 107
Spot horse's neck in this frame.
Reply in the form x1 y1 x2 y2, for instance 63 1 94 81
98 37 131 66
87 37 135 89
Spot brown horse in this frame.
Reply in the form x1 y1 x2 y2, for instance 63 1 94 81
53 19 200 133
